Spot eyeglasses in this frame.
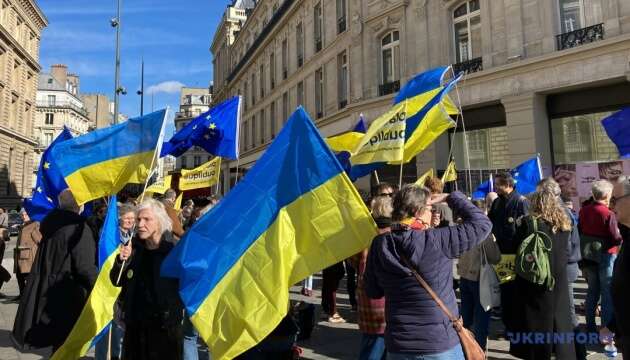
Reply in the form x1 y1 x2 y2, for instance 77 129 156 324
378 193 393 197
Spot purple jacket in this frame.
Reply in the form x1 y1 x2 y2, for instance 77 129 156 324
364 192 492 354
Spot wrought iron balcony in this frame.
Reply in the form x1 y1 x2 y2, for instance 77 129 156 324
557 23 604 50
379 80 400 97
36 100 88 117
453 57 483 75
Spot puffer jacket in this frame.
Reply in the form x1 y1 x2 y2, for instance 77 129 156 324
364 191 492 354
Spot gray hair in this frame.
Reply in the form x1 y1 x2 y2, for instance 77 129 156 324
371 196 393 219
537 177 562 197
58 189 80 213
118 203 136 220
137 198 172 234
592 180 614 200
163 189 177 201
391 184 430 222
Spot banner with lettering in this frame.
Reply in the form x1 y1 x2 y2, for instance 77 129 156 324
146 175 172 194
351 102 407 165
179 157 221 191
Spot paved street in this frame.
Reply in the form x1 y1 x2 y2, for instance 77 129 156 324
0 236 623 359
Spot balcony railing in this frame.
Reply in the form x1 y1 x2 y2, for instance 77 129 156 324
453 57 483 75
36 101 88 117
557 23 604 50
176 110 204 119
337 17 346 34
379 80 400 97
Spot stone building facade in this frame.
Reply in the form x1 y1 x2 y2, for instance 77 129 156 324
174 86 213 170
33 64 91 186
82 93 114 130
211 0 630 193
0 0 47 209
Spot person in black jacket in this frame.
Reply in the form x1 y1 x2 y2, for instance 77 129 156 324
111 198 183 360
12 190 98 353
488 172 529 334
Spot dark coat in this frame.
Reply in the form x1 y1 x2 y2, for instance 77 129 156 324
611 224 630 336
364 191 492 354
489 190 529 254
11 209 98 349
508 216 575 360
111 233 184 360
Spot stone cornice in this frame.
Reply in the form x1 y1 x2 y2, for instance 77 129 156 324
18 0 48 30
0 25 42 71
0 125 37 146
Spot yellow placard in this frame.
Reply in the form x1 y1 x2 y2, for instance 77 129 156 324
493 254 516 284
145 175 172 194
351 102 407 165
179 157 221 191
415 168 434 187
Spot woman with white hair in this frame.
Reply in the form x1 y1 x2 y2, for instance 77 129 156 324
579 179 623 336
110 199 184 360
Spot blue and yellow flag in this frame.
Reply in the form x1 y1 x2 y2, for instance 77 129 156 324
325 116 367 174
51 196 122 360
348 67 461 180
161 107 377 359
51 110 167 205
442 160 458 183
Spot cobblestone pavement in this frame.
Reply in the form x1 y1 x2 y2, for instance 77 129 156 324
0 237 623 359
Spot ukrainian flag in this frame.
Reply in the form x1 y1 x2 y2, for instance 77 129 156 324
51 195 122 360
50 109 167 205
161 107 377 359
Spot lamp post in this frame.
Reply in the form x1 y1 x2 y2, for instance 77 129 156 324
137 59 144 116
112 0 123 124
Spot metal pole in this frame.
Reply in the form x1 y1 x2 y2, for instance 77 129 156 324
113 0 122 124
139 59 144 116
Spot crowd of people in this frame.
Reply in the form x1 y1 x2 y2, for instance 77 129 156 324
1 171 629 360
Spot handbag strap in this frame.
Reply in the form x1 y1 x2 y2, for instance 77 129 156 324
399 253 459 324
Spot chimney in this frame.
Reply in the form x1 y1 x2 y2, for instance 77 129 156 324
50 64 68 88
67 73 80 95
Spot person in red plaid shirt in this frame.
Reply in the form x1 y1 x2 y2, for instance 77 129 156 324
351 192 401 360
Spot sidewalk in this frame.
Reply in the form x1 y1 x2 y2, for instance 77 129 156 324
0 236 622 359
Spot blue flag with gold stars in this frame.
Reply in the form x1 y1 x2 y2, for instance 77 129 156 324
23 127 73 221
161 96 242 160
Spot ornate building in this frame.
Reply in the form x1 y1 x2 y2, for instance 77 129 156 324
211 0 630 194
0 0 47 209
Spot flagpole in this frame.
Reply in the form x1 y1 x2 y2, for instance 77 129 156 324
398 162 404 189
450 66 472 195
373 171 380 185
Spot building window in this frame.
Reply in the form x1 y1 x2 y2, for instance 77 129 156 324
244 80 248 110
194 156 201 167
551 112 618 164
181 156 188 169
270 101 276 138
337 0 347 34
44 132 53 146
559 0 583 33
250 114 256 148
260 64 265 98
296 22 304 68
314 2 323 53
453 0 481 63
338 51 348 109
251 73 256 104
45 113 54 125
243 119 249 151
380 31 400 96
315 68 324 119
270 52 276 89
297 81 304 107
282 39 288 79
260 109 265 144
283 92 289 124
47 94 56 106
452 127 509 170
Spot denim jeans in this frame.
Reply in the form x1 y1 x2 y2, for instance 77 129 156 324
359 334 386 360
183 316 211 360
599 253 617 328
388 344 464 360
459 278 490 350
95 323 125 360
567 263 579 328
583 264 600 332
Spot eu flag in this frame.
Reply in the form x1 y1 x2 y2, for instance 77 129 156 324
23 127 73 221
602 107 630 158
511 156 542 195
161 96 242 160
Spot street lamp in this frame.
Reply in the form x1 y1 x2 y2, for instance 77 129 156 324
137 59 144 116
112 0 122 124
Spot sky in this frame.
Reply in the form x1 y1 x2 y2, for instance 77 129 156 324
37 0 232 136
